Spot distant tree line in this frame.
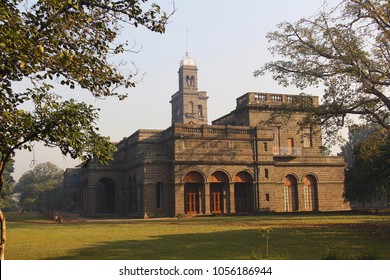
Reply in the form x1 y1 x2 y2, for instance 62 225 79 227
14 162 64 213
341 124 390 205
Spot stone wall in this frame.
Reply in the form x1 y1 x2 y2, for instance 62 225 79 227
64 95 350 217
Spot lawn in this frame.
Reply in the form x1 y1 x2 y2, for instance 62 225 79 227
4 212 390 260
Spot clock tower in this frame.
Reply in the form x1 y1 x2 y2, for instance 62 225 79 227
170 53 208 125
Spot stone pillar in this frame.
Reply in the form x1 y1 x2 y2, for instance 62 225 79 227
119 187 127 215
137 184 143 216
297 183 305 212
204 182 211 215
81 188 87 214
199 184 204 214
229 182 236 214
252 182 257 212
143 183 152 218
87 185 97 215
223 185 228 214
174 182 185 216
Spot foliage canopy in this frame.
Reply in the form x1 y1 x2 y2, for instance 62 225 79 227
0 0 171 183
255 0 389 144
0 159 15 210
342 125 390 203
14 162 64 212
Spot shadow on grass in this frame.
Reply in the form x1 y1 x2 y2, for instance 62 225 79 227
46 223 390 260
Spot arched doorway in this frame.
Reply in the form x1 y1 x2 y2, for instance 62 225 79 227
97 177 115 213
184 171 204 214
303 175 319 211
127 176 137 214
209 171 229 214
283 175 298 212
234 171 253 212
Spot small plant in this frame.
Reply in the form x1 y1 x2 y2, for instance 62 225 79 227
259 227 273 257
176 213 183 219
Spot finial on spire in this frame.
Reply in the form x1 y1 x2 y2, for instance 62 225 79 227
180 29 196 66
186 28 189 56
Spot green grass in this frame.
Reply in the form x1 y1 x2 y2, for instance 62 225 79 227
4 212 390 260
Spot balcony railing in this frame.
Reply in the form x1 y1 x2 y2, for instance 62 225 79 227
236 92 319 108
273 146 302 157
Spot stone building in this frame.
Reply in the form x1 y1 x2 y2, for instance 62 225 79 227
63 53 350 217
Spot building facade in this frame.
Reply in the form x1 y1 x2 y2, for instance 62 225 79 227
63 54 350 217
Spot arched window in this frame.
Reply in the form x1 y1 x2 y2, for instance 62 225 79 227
273 127 280 152
186 75 191 87
283 175 298 212
303 128 313 148
190 76 195 87
198 105 203 117
189 101 194 114
303 175 318 211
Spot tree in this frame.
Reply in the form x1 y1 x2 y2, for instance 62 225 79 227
340 123 378 166
255 0 389 144
0 0 172 260
342 125 390 204
14 162 64 213
0 159 15 211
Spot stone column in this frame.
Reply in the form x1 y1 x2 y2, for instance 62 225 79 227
204 182 211 215
81 188 87 214
143 183 152 218
229 182 236 213
251 182 257 212
297 183 305 212
87 185 97 216
174 182 185 216
137 184 143 216
223 185 228 214
117 187 126 215
199 184 204 214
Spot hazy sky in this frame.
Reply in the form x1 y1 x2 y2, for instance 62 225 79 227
12 0 343 180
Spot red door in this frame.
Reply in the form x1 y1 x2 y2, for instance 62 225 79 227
211 191 222 213
186 192 198 214
210 184 224 214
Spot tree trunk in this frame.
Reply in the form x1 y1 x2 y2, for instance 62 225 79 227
0 163 6 260
0 209 5 260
